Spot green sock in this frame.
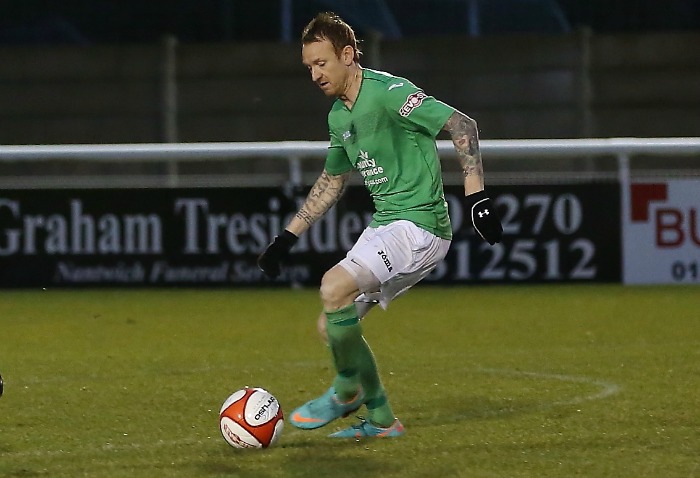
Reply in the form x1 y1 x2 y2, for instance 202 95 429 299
325 304 395 426
365 394 395 428
325 304 362 400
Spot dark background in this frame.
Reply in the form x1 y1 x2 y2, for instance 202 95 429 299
1 1 698 156
1 0 699 45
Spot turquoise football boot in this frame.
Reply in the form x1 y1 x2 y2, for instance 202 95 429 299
289 386 364 430
328 417 405 438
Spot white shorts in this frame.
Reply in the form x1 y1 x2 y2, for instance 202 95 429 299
338 220 451 310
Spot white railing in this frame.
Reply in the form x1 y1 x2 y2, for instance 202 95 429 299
1 138 699 189
4 138 700 160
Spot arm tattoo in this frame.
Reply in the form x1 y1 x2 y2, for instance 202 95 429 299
295 170 350 227
443 111 484 185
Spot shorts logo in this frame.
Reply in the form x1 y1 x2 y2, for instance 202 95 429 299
399 91 427 117
377 250 393 272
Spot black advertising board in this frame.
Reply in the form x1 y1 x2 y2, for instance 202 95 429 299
0 184 620 288
436 184 621 284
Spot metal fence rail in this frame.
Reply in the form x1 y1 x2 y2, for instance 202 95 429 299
1 138 699 189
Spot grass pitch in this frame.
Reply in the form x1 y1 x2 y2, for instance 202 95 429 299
1 285 699 477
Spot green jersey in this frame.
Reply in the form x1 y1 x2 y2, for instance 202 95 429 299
324 68 455 240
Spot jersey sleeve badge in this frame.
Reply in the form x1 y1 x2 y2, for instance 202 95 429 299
399 91 428 117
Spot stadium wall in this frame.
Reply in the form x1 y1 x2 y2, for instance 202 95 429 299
1 31 699 146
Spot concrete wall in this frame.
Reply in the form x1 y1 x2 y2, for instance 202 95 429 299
1 31 699 145
590 33 700 137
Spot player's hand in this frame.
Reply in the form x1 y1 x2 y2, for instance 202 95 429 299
257 230 299 279
465 190 502 245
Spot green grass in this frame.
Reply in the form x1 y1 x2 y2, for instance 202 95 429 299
1 285 699 477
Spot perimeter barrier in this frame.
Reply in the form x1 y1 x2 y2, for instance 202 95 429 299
0 138 698 287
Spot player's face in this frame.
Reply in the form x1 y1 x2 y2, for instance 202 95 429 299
302 39 353 98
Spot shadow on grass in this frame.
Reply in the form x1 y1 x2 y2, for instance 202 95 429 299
409 394 584 427
403 368 620 427
200 435 402 478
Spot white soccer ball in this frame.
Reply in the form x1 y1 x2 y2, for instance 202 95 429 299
219 387 284 449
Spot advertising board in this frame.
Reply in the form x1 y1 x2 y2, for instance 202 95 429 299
623 180 700 284
0 184 620 287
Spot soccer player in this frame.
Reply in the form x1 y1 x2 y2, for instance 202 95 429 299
257 12 502 438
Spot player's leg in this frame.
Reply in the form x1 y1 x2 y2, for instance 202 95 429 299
292 222 449 435
313 225 381 348
289 265 366 430
313 301 392 432
318 264 365 400
290 233 389 430
320 264 402 435
316 288 379 344
328 220 451 438
324 231 424 433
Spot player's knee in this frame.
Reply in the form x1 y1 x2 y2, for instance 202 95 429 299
319 273 342 308
319 268 357 309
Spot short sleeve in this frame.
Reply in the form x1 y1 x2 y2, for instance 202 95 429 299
324 129 352 175
383 80 455 137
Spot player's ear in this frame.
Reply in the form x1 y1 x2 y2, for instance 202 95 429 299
341 45 354 65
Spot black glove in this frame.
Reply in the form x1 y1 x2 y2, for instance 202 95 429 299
257 230 298 279
465 190 503 245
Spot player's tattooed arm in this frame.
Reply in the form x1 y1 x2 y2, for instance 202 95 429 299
443 110 484 194
287 169 350 235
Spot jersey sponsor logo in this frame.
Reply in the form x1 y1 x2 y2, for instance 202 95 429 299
356 150 389 186
388 82 404 91
357 150 386 185
356 150 376 169
399 91 427 117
